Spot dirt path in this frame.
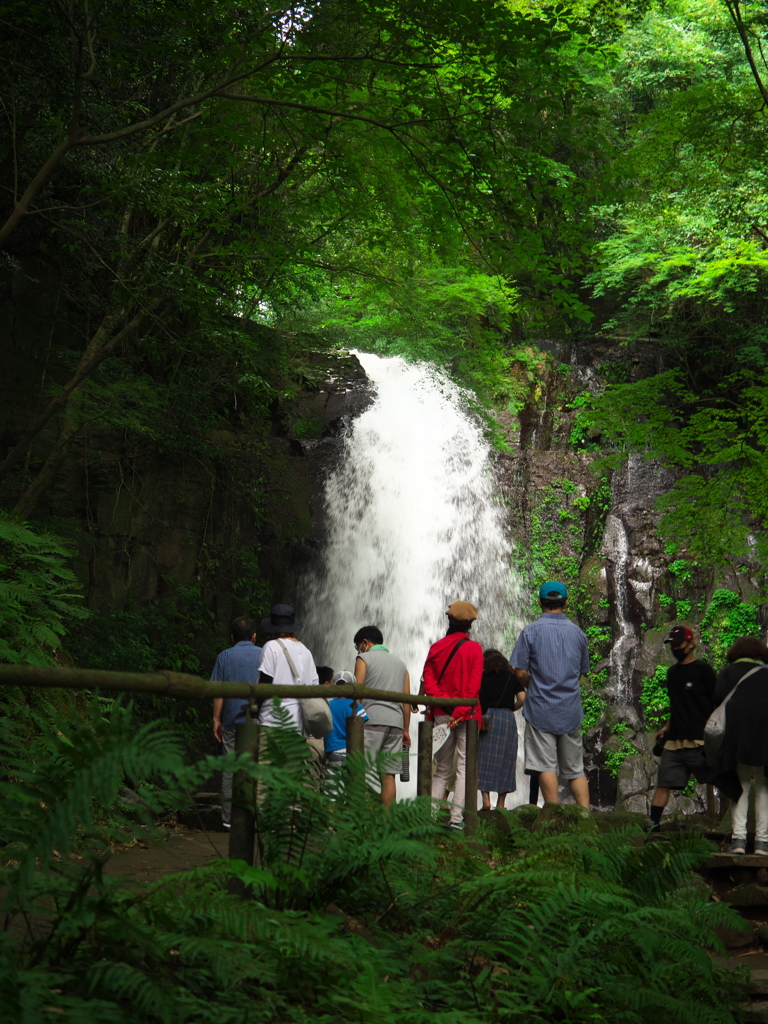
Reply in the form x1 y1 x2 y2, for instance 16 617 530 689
103 826 229 883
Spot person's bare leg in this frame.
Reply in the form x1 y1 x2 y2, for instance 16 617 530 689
568 775 590 809
495 792 508 809
647 785 670 831
651 786 670 809
381 773 396 805
539 771 559 803
481 790 492 810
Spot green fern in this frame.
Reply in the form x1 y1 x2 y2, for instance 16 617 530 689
0 509 87 667
0 704 745 1024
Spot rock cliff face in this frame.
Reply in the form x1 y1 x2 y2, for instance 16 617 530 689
487 339 766 812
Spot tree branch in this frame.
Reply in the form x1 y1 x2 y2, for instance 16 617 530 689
723 0 768 107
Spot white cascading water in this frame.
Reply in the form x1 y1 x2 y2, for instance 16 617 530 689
301 351 528 801
604 512 638 712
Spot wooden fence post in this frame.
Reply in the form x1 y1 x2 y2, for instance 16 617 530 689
227 718 260 897
417 719 433 797
464 719 479 834
346 712 365 757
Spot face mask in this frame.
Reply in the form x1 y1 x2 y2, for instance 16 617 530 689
671 646 689 662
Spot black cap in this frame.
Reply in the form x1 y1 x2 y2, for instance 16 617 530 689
663 625 694 645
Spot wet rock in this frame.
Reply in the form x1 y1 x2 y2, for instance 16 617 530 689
614 730 657 813
632 630 667 680
578 556 610 626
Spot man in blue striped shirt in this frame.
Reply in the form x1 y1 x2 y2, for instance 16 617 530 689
510 582 590 808
211 617 262 828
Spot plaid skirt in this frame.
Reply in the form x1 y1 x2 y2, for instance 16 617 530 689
477 707 518 793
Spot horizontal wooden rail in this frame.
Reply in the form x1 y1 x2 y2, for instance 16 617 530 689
0 664 477 709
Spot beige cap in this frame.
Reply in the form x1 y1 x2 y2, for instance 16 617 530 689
446 600 478 621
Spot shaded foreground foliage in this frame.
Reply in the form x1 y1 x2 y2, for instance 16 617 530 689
0 699 743 1023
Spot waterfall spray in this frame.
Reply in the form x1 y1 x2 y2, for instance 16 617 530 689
300 352 530 804
302 352 525 673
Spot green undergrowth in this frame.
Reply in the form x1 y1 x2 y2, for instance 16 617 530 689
640 665 670 730
0 699 744 1024
700 588 761 667
0 510 87 665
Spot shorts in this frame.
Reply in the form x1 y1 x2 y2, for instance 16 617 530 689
524 722 584 779
657 746 711 789
364 723 403 774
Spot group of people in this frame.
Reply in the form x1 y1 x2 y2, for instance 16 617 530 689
648 624 768 852
210 580 594 831
210 583 768 849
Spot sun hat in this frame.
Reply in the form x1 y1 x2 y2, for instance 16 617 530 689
261 603 302 633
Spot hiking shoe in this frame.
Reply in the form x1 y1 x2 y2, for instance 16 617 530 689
728 838 746 854
755 841 768 856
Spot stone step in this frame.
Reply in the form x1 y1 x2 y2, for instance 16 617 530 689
739 1000 768 1023
704 853 768 870
742 970 768 997
724 883 768 907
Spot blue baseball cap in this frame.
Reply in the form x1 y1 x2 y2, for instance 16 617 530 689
539 581 568 600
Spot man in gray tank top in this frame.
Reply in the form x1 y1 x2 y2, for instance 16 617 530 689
353 625 411 805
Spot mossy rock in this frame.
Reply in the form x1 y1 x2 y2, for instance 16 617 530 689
531 802 599 835
576 555 609 627
591 810 646 834
506 804 540 831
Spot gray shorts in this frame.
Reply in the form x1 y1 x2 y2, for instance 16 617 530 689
657 746 711 789
364 724 402 774
524 722 584 779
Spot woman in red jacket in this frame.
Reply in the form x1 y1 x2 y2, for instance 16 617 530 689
422 600 484 831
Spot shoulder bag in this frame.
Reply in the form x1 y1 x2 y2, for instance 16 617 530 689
276 639 332 738
703 664 763 768
430 638 470 753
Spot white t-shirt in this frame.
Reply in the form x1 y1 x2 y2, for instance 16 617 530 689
258 638 319 731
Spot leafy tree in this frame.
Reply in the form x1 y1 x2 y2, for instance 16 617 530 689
579 0 768 561
1 0 604 512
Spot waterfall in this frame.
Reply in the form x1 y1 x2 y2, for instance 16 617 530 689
604 512 638 712
301 352 527 800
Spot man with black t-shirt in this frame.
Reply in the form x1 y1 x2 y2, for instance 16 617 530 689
647 625 716 832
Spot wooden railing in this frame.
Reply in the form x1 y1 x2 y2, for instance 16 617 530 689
0 664 481 870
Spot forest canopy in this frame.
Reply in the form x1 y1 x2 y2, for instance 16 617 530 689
2 0 768 556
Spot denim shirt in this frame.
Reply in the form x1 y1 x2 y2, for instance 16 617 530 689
210 641 262 728
510 614 589 734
